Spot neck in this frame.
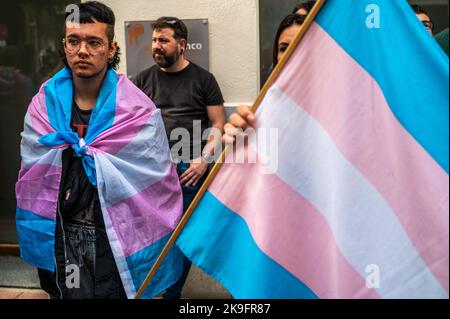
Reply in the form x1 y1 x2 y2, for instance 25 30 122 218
73 67 108 111
161 56 189 73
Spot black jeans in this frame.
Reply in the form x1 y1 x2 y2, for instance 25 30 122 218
38 218 127 299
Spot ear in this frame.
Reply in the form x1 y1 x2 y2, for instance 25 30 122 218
109 41 118 60
179 39 187 55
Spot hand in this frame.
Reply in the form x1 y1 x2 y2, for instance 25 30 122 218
223 105 256 144
180 158 209 187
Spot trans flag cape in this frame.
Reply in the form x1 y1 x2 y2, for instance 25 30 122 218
16 67 183 299
177 0 449 299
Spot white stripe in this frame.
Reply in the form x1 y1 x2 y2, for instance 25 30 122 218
95 110 174 207
20 112 63 169
251 86 447 298
95 160 136 299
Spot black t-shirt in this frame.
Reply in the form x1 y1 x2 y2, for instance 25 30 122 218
133 62 225 162
59 102 101 227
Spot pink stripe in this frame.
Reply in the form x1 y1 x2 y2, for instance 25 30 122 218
28 89 55 136
209 146 380 299
16 164 61 220
275 22 449 292
91 76 154 155
106 165 182 258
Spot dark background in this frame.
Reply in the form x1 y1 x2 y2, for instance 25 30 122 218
0 0 80 245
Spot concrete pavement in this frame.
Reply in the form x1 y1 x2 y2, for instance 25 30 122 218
0 256 231 299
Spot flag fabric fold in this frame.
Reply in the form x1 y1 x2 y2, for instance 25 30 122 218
16 67 183 299
177 0 449 299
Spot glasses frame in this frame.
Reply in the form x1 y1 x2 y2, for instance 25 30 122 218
62 37 111 55
422 20 434 32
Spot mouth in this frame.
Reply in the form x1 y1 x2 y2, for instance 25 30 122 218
74 61 92 68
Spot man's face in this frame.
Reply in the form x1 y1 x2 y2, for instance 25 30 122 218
152 28 185 68
64 21 117 78
416 13 433 35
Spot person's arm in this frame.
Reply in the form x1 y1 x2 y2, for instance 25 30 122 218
203 105 227 157
180 105 226 187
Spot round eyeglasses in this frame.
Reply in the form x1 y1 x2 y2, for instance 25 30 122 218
62 37 109 55
422 20 434 32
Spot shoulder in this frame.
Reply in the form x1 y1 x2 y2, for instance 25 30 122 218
188 63 221 90
188 62 215 78
134 65 159 83
116 74 157 112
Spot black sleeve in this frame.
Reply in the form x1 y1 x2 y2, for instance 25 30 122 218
132 72 142 89
203 72 225 106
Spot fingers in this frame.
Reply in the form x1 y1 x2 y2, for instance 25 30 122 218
185 175 200 188
237 105 256 126
223 123 235 144
224 123 241 136
229 113 249 130
180 168 195 184
223 105 256 144
180 164 205 187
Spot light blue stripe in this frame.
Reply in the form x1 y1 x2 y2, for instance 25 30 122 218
316 0 449 172
177 191 318 299
84 69 117 144
16 208 55 271
126 234 183 299
44 67 73 133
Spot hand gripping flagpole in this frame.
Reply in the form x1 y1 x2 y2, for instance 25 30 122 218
135 0 327 299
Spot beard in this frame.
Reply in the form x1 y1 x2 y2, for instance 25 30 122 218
153 49 180 68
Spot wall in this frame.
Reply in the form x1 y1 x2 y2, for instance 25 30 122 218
94 0 259 106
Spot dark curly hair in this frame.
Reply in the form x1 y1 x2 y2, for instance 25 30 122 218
152 17 188 42
61 1 121 70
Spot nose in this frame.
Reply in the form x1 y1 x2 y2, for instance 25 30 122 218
153 41 162 51
154 39 166 50
78 41 90 56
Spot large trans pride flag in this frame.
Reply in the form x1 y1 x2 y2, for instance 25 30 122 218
177 0 449 298
15 67 183 299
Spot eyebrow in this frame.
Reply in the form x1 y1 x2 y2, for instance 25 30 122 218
152 36 171 41
66 34 105 41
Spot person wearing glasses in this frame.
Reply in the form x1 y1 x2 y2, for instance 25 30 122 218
411 4 434 35
133 17 226 299
19 2 182 299
35 1 126 299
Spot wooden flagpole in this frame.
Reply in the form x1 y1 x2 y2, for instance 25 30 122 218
134 0 327 299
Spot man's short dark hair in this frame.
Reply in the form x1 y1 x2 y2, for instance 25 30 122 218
292 0 317 14
410 4 430 16
152 17 188 42
62 1 121 70
410 3 434 33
